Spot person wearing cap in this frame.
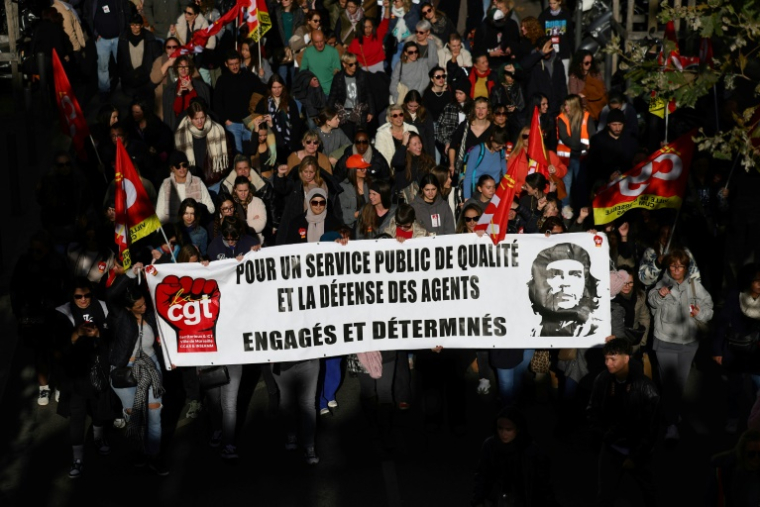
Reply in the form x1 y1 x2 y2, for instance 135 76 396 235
339 154 372 228
586 107 639 186
435 79 472 152
156 151 216 224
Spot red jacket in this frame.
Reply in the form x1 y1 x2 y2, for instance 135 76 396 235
347 18 389 68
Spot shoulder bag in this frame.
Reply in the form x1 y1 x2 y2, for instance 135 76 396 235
198 365 231 390
110 320 144 389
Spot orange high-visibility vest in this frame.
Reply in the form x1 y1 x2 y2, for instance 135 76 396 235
556 111 590 166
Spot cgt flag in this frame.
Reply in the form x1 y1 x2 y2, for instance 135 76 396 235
52 49 90 159
246 0 272 42
592 129 696 225
171 0 246 57
114 139 161 261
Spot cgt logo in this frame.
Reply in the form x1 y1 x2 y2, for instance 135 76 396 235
156 276 222 353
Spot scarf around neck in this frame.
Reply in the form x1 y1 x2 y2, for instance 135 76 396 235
176 116 229 174
740 292 760 320
392 7 409 41
305 188 328 242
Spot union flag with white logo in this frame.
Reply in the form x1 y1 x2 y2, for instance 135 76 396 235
592 130 696 225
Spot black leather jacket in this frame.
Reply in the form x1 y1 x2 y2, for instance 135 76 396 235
327 69 376 118
106 274 162 368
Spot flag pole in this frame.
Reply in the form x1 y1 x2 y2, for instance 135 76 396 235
89 135 108 183
723 153 741 190
158 225 178 263
663 205 681 255
664 104 669 145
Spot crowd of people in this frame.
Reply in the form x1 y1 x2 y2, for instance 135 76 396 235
10 0 760 503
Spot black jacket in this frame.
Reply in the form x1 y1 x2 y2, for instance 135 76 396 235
283 211 342 245
213 70 267 124
473 13 520 69
85 0 133 39
273 170 343 245
327 69 377 117
521 50 567 118
586 368 660 465
117 30 162 91
334 145 390 184
586 130 639 184
106 274 163 368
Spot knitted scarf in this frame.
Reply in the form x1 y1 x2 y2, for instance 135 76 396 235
175 116 228 174
740 292 760 320
391 7 409 41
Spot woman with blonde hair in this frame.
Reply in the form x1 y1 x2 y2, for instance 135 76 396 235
557 94 595 207
286 130 333 175
374 104 419 165
448 97 493 178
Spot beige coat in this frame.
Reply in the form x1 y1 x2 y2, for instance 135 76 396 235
52 0 86 52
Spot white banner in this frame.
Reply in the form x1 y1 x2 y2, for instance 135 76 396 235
145 233 611 367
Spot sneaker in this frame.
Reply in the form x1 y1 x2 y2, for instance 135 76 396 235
319 408 330 416
95 437 111 456
68 459 83 479
665 424 680 441
55 389 61 403
304 446 319 465
186 400 202 419
725 418 739 435
38 388 50 406
148 457 170 476
220 444 238 460
327 400 338 409
477 379 491 395
285 434 297 451
113 418 126 429
209 430 222 448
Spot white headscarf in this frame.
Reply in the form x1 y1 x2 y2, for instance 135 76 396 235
305 188 328 242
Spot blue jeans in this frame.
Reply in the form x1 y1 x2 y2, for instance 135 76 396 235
562 157 580 207
495 349 533 405
204 364 243 446
111 355 163 455
95 36 119 93
318 357 342 410
225 122 252 154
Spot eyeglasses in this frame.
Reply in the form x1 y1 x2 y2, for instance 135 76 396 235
623 281 634 286
220 206 235 212
433 74 446 80
310 199 326 206
312 18 321 22
166 45 179 50
73 293 93 300
391 113 404 118
355 139 369 145
224 234 240 241
305 140 319 145
57 161 71 167
464 216 481 222
494 111 507 116
422 8 432 14
406 50 418 55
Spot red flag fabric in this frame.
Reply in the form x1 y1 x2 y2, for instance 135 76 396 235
52 49 90 159
246 0 272 42
171 0 246 57
592 130 696 225
527 106 548 168
114 139 161 265
474 153 529 245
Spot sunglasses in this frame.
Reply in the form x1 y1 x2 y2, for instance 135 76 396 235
310 199 326 206
522 134 529 139
583 60 592 65
391 113 404 118
312 18 321 22
416 30 427 34
176 162 189 168
433 74 446 80
305 139 319 145
406 50 418 55
494 111 507 116
166 45 179 50
346 62 357 67
355 139 369 145
73 293 93 300
422 8 432 14
464 216 482 222
224 235 240 241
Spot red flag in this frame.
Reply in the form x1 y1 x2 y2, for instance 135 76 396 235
592 130 696 225
474 155 530 245
246 0 272 42
52 49 90 160
114 139 161 264
527 106 548 168
171 0 246 57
